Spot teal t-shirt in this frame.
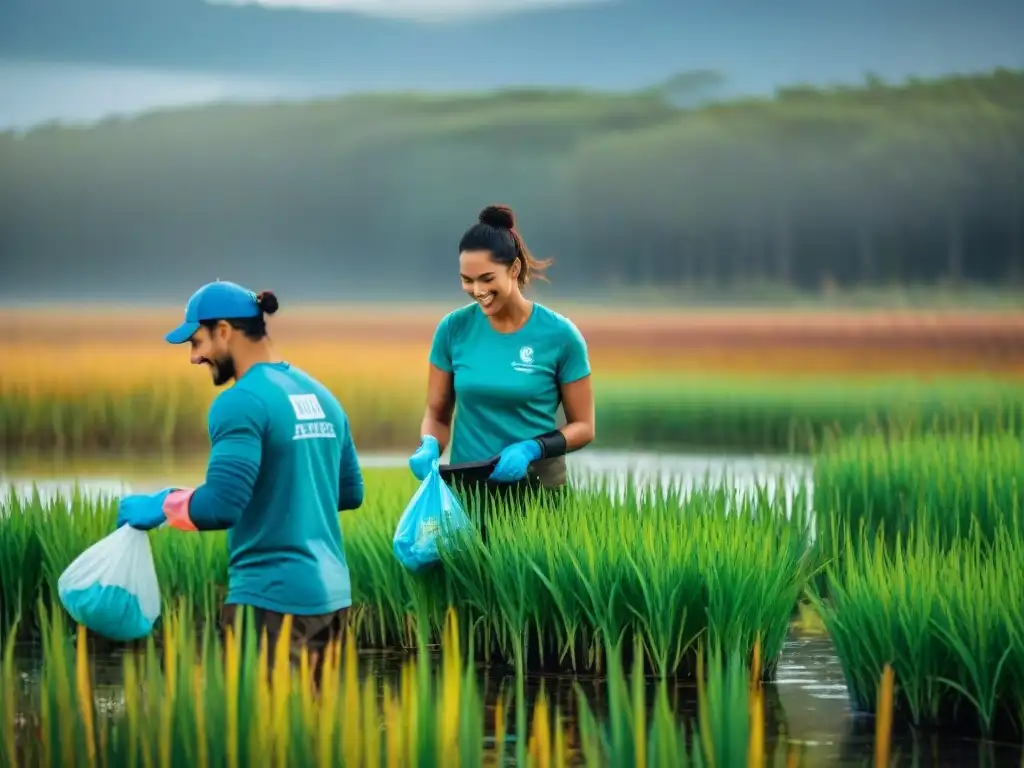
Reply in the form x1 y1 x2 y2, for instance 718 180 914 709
186 361 363 615
428 302 591 476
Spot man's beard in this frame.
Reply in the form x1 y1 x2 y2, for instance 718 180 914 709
209 355 236 386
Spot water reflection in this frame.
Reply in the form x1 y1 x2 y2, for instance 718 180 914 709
10 626 1022 767
569 449 812 520
0 449 812 506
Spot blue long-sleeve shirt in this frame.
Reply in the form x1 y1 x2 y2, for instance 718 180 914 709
174 361 363 615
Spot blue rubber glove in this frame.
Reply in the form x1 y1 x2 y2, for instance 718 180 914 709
488 440 542 483
116 488 174 531
409 435 440 481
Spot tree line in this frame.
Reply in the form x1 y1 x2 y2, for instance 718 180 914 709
1 69 1021 300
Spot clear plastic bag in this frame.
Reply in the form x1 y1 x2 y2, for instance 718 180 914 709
57 525 162 642
393 462 473 572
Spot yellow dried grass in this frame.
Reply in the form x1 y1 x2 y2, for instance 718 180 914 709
3 306 1022 392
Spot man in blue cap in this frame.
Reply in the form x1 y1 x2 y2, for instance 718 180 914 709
116 280 364 680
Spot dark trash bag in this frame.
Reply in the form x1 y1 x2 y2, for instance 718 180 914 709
438 457 500 487
439 457 542 498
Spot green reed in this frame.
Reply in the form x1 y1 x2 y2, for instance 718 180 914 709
814 430 1023 549
810 522 1024 737
574 638 765 767
594 376 1023 455
811 430 1024 592
0 381 210 455
0 470 813 679
3 374 1021 456
1 601 488 767
438 478 812 678
0 599 777 768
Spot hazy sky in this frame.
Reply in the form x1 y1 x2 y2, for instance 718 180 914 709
0 60 306 130
3 0 1023 130
221 0 609 19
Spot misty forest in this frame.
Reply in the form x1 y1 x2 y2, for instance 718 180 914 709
1 67 1022 299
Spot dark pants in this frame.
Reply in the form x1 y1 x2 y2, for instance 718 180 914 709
220 603 350 687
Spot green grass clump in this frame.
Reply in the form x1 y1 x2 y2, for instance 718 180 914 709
810 523 1024 738
0 601 780 768
1 603 491 767
572 634 800 767
598 376 1024 455
811 431 1024 584
0 381 211 455
809 428 1024 737
3 374 1021 456
815 430 1023 548
0 470 813 679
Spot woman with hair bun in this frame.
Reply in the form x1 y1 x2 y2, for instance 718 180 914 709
408 204 595 524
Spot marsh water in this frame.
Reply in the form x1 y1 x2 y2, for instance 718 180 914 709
3 450 1022 766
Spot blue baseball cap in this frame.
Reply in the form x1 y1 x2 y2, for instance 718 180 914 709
165 280 261 344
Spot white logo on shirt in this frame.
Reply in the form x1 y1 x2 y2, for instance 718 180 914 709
512 346 535 374
289 393 336 441
293 421 337 441
289 394 326 420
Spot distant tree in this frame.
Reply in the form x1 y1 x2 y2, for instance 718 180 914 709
649 70 729 108
0 68 1022 299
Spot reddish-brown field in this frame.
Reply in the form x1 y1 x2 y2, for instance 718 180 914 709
2 305 1023 379
2 306 1021 455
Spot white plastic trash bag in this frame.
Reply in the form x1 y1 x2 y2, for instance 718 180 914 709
57 525 162 642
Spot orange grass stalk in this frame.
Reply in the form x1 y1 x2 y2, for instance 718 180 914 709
341 626 361 767
402 656 419 767
158 614 177 768
384 682 402 768
53 628 74 765
1 635 15 768
750 636 762 686
250 630 271 761
315 639 340 768
529 686 552 768
123 653 140 768
271 615 293 768
193 665 208 768
494 693 507 764
875 664 895 768
224 626 240 768
748 686 765 768
554 706 567 768
298 646 314 734
75 625 97 768
439 608 462 765
748 635 764 768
